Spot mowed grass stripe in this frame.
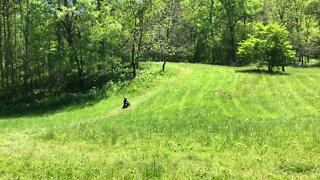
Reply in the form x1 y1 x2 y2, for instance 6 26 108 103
291 74 316 115
298 72 320 113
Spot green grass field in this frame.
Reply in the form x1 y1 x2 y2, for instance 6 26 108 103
0 62 320 179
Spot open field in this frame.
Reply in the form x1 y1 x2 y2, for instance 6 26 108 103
0 62 320 179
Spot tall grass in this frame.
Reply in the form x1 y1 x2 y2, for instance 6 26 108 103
0 62 319 179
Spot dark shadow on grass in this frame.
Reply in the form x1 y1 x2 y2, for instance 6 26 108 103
0 92 105 119
235 69 290 76
310 63 320 68
291 63 320 68
0 75 132 119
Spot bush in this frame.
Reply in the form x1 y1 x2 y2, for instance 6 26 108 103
238 23 295 72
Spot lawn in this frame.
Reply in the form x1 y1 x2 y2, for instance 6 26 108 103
0 62 320 179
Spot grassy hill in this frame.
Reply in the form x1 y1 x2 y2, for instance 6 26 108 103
0 62 320 179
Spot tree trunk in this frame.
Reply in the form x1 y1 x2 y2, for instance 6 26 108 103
230 26 237 63
61 2 85 90
131 19 137 78
2 0 6 87
74 52 84 90
242 17 247 40
8 0 14 88
97 0 101 10
0 1 3 87
76 27 84 90
298 51 301 65
162 56 167 72
224 1 238 64
268 64 274 72
5 0 12 88
13 2 18 99
55 16 64 88
131 40 136 78
137 21 143 69
21 0 31 95
209 0 215 63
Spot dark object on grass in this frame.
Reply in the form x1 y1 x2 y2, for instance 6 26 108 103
122 97 131 109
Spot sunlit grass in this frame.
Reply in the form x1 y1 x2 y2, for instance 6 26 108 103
0 62 320 179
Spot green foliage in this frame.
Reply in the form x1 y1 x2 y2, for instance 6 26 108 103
1 0 320 104
238 23 295 71
0 0 130 104
306 0 320 21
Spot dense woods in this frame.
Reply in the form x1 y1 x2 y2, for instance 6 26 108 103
0 0 320 104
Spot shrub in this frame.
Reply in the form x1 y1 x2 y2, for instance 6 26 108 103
238 23 295 72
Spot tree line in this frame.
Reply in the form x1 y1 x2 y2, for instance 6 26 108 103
0 0 319 104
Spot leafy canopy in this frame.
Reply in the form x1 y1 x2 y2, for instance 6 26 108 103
238 23 295 71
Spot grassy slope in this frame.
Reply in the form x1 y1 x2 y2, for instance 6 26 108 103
0 62 320 179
